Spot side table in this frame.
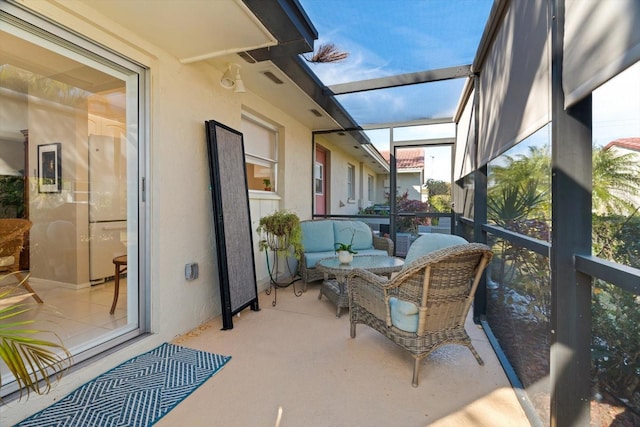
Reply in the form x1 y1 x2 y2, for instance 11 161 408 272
110 254 127 314
316 255 404 317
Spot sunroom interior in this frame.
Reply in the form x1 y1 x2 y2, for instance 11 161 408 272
1 0 639 426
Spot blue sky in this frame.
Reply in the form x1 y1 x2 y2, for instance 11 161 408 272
297 2 640 180
298 0 493 124
297 1 492 181
592 62 640 146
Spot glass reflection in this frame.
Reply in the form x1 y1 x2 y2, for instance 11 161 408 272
486 240 551 425
591 280 640 425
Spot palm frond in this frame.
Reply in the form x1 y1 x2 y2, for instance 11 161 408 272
0 273 71 398
304 43 349 63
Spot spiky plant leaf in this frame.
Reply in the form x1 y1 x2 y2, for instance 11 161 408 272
0 272 71 398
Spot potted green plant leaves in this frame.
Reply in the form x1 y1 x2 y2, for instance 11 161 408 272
256 210 303 259
335 228 358 264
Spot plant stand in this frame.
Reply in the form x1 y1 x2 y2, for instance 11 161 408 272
264 246 301 306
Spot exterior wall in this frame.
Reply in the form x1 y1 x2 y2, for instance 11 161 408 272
243 98 313 287
374 171 422 204
396 171 423 200
376 172 389 203
1 2 313 423
314 135 379 215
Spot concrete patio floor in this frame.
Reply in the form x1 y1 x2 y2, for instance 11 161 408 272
162 281 531 427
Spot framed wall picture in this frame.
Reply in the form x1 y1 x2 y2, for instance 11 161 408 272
37 142 62 193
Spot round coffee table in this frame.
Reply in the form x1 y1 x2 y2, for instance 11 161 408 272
316 255 404 317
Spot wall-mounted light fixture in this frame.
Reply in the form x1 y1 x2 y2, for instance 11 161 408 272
220 63 246 93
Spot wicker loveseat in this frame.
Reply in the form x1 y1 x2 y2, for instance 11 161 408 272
298 219 393 284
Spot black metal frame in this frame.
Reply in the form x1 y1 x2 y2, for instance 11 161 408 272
550 0 593 423
205 120 260 330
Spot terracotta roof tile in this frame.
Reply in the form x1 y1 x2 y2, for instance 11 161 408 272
380 149 424 169
604 137 640 152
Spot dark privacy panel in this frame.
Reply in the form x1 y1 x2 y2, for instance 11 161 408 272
205 120 259 329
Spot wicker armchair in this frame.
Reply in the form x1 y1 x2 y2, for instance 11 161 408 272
0 218 43 303
348 243 492 386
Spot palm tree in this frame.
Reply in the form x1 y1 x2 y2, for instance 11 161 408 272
487 145 551 314
488 180 548 227
0 273 70 397
592 146 640 216
487 145 551 222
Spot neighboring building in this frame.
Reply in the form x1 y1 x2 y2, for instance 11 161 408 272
602 137 640 212
604 137 640 154
379 149 425 201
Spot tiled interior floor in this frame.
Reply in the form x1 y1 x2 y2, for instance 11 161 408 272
0 276 129 380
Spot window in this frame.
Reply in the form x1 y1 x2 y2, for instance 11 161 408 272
367 174 374 201
241 113 278 192
347 163 355 200
315 162 324 194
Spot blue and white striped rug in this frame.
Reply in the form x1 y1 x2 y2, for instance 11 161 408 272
17 343 231 427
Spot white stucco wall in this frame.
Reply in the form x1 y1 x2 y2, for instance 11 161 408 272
1 1 315 423
396 171 423 201
315 135 379 215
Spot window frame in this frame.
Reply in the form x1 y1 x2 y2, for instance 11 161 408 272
347 163 355 201
314 161 324 195
242 112 279 192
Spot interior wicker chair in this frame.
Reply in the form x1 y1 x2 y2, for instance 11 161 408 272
347 242 493 387
0 218 43 303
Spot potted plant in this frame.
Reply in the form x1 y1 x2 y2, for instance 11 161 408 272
263 178 272 191
0 272 71 397
257 211 304 298
256 210 303 259
335 229 358 264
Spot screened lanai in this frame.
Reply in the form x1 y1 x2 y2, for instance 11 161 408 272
294 1 640 426
1 1 639 425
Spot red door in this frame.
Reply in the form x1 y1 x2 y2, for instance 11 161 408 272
315 147 327 215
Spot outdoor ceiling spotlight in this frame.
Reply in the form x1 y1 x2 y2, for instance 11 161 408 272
233 67 246 93
220 63 245 93
220 65 235 89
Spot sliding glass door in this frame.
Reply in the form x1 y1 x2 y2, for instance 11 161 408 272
0 5 146 394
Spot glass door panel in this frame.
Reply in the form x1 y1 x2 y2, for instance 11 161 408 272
0 15 141 389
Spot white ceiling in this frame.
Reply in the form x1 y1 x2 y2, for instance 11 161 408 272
82 0 389 170
85 0 343 131
85 0 276 63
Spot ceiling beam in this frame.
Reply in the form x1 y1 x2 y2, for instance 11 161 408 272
360 117 453 130
326 65 473 95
